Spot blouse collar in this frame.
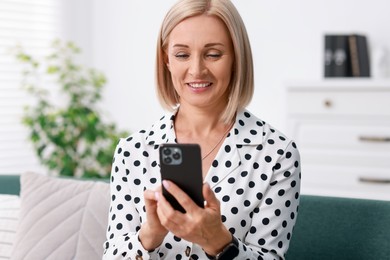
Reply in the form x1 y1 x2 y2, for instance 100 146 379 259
144 109 265 147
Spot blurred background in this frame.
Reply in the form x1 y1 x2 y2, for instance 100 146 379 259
1 0 390 194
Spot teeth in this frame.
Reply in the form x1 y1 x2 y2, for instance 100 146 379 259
189 83 211 88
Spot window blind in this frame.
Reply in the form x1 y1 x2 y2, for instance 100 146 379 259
0 0 62 174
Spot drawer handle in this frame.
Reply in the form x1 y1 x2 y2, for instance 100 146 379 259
359 177 390 184
323 99 332 108
359 136 390 143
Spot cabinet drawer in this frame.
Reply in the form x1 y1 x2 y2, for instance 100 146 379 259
294 120 390 169
295 121 390 149
287 91 390 116
301 165 390 200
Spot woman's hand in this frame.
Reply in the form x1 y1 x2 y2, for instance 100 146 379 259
139 188 168 251
156 180 232 256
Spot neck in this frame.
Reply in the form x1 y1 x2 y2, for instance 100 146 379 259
175 104 227 135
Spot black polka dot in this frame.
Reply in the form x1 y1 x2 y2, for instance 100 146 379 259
241 171 248 177
250 226 257 234
237 188 244 195
212 160 219 167
241 220 247 227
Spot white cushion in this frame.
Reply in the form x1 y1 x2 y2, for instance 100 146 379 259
10 172 110 260
0 195 20 260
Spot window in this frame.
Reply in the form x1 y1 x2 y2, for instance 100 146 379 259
0 0 62 174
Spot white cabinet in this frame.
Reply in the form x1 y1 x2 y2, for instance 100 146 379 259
286 80 390 201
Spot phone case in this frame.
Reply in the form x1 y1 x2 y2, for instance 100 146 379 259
159 143 204 213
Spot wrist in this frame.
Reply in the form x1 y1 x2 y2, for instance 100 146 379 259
205 235 239 260
139 224 166 251
203 228 233 257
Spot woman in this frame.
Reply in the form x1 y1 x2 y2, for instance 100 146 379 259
103 0 301 259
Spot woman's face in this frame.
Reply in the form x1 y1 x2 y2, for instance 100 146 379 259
165 14 234 110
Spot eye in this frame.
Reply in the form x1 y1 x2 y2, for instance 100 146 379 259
174 52 189 59
206 52 222 59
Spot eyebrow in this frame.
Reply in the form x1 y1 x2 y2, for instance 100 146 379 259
172 43 225 48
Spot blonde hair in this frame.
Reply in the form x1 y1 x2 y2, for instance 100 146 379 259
156 0 254 123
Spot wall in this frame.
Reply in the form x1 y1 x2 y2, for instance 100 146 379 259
83 0 390 134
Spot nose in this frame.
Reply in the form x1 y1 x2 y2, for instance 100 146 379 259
188 56 207 77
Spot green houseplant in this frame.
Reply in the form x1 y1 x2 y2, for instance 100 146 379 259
14 40 128 178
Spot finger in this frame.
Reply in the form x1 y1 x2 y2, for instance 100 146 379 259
143 190 165 229
203 183 220 210
144 189 158 201
156 191 182 228
143 190 159 217
162 180 199 214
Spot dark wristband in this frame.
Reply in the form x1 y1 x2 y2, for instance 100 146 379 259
205 235 239 260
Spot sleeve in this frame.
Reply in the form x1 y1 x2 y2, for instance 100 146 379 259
102 139 161 260
237 140 301 260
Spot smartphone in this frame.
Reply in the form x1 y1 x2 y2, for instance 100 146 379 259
159 143 204 213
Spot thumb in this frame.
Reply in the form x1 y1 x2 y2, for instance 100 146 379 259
203 183 220 209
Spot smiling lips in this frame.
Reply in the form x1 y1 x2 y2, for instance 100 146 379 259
187 82 212 88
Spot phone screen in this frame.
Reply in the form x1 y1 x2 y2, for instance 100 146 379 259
159 143 204 213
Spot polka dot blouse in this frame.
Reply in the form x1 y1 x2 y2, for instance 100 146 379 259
103 109 301 260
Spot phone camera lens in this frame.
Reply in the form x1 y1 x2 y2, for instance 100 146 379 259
164 157 172 164
163 147 171 155
172 152 181 160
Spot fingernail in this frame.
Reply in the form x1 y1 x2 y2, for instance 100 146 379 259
162 180 170 189
155 192 159 201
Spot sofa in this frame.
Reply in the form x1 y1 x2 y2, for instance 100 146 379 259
0 172 110 260
1 174 390 260
286 194 390 260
